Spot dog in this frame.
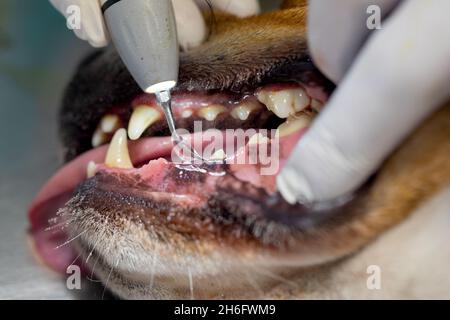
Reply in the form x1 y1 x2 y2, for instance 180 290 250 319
29 0 450 299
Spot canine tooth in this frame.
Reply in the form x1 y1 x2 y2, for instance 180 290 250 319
197 105 226 121
182 109 193 118
128 105 161 140
86 161 97 178
311 99 324 112
276 114 312 137
248 133 270 145
92 128 108 147
105 129 134 169
257 88 311 118
100 114 120 133
210 148 226 160
231 102 261 121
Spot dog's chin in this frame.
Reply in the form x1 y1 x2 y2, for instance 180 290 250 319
58 155 372 299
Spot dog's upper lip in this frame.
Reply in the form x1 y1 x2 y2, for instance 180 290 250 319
60 45 334 161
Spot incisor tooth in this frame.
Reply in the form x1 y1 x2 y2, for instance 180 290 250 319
86 161 97 178
231 101 261 121
101 114 120 133
276 114 312 137
92 128 108 147
128 105 161 140
248 133 270 145
181 109 193 118
105 129 134 169
197 105 226 121
257 88 311 118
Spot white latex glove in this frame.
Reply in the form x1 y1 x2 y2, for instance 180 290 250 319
49 0 260 50
277 0 450 204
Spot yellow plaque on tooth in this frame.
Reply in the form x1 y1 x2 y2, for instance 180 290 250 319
105 129 134 169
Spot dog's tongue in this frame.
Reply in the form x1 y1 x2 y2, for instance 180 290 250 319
28 131 303 273
28 136 174 273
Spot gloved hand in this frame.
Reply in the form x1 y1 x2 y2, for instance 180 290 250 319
49 0 260 49
277 0 450 204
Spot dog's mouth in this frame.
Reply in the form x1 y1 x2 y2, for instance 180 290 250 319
28 11 379 295
28 66 335 267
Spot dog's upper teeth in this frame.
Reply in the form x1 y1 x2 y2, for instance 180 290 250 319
181 109 193 118
105 129 134 169
100 114 120 133
231 101 261 121
256 88 311 118
276 113 312 137
197 105 226 121
248 132 270 145
86 161 97 178
128 105 162 140
92 127 109 147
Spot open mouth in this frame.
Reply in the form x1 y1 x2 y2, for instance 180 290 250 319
29 71 333 270
29 11 383 293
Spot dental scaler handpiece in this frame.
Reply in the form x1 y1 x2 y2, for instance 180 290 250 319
102 0 179 94
102 0 206 162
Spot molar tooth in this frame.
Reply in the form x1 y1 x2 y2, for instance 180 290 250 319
311 99 324 112
128 105 162 140
92 128 109 147
257 88 311 118
105 129 134 169
231 101 261 121
276 114 312 137
100 114 120 133
86 161 97 178
248 133 270 145
197 105 226 121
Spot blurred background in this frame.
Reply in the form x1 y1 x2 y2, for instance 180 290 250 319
0 0 282 300
0 0 101 299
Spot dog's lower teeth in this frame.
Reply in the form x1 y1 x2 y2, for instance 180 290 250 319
128 105 162 140
86 161 97 178
257 88 311 118
197 105 226 121
100 114 121 133
91 127 109 147
276 114 312 137
105 129 134 169
231 101 261 121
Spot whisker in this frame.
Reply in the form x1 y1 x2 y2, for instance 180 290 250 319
54 230 87 250
251 265 298 289
243 270 264 297
102 259 119 300
86 220 109 264
188 267 194 300
149 254 158 289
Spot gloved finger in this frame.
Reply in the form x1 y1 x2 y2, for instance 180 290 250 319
196 0 260 18
172 0 207 51
278 0 450 204
49 0 109 47
81 0 109 47
308 0 400 83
